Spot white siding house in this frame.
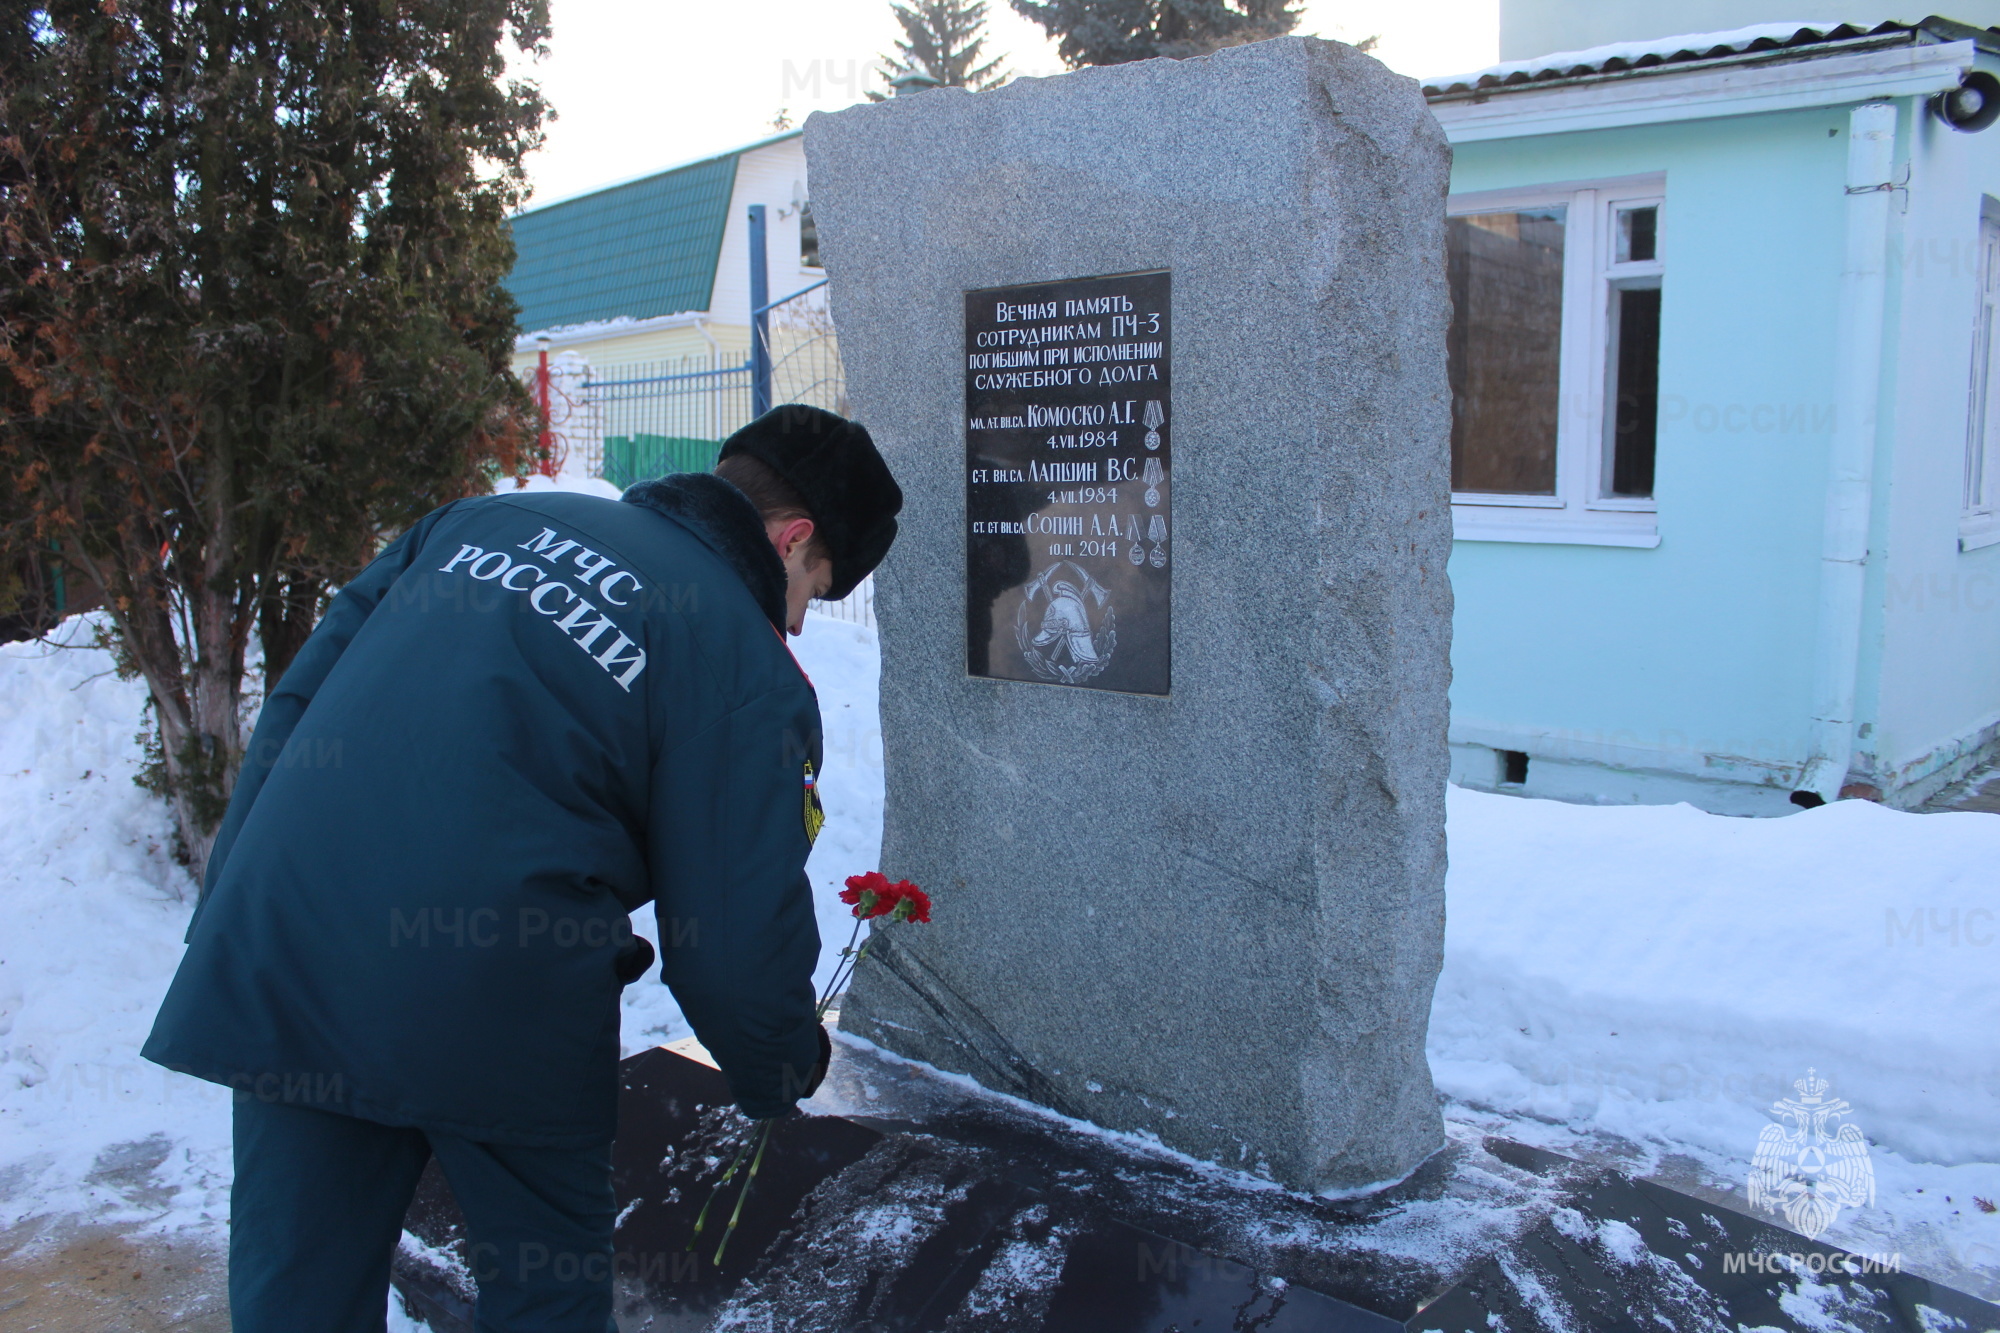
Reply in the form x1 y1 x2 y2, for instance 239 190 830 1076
504 132 831 483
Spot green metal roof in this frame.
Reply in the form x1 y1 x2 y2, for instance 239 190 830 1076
505 148 743 332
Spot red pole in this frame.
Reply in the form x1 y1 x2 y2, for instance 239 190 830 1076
536 348 555 477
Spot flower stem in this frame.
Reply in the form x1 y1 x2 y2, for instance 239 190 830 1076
816 919 870 1020
687 1131 755 1249
817 947 864 1020
713 1121 774 1265
702 909 884 1265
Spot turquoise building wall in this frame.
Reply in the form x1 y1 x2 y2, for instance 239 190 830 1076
1445 94 2000 812
1870 94 2000 797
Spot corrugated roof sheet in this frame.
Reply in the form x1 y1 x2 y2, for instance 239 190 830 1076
505 150 740 333
1424 16 2000 100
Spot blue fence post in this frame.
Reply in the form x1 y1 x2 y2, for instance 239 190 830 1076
749 204 772 417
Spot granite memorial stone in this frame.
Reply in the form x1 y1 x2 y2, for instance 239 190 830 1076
806 35 1454 1194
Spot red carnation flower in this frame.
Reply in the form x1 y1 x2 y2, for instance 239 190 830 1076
840 871 897 919
888 882 931 923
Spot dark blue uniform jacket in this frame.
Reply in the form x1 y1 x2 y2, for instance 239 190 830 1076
142 477 825 1142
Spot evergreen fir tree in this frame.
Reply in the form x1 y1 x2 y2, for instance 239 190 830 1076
0 0 548 872
1010 0 1304 66
870 0 1008 99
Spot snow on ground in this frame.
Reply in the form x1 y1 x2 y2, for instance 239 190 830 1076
0 618 228 1235
2 609 1996 1300
504 470 623 502
618 609 885 1055
0 604 883 1247
1434 786 2000 1292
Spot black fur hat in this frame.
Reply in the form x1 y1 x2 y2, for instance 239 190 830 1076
718 405 902 601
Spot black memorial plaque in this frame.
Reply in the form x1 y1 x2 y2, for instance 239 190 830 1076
966 270 1171 695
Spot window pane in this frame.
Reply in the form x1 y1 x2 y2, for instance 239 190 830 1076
800 202 821 268
1609 285 1661 497
1447 208 1565 495
1969 301 1992 510
1616 206 1658 263
1970 223 2000 513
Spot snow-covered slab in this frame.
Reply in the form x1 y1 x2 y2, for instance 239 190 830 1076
391 1041 2000 1332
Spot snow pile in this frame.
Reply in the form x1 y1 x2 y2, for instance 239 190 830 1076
500 466 623 502
1433 788 2000 1165
1434 786 2000 1283
0 617 228 1232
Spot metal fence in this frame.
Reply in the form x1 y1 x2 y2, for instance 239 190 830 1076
592 359 755 491
809 574 874 628
756 279 847 420
567 270 871 626
584 278 845 482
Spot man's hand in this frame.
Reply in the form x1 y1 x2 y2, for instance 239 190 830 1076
805 1023 832 1098
760 1025 832 1121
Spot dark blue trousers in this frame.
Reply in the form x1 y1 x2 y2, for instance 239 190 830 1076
230 1097 615 1333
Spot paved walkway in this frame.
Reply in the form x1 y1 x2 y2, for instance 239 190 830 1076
0 1220 228 1332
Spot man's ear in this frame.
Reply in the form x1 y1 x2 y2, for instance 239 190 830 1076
767 516 817 563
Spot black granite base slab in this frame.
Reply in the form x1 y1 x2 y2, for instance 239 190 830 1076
394 1047 883 1329
392 1045 2000 1333
1039 1223 1402 1332
1415 1141 1999 1333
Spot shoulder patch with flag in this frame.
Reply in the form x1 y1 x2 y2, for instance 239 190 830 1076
803 760 825 845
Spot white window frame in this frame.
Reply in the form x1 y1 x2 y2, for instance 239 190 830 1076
797 199 825 275
1448 174 1666 549
1961 198 2000 552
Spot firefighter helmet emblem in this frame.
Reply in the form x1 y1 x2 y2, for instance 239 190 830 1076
1016 560 1116 685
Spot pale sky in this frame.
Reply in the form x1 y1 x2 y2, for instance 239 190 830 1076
514 1 1500 208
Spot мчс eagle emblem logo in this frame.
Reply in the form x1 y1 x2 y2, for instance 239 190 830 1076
1747 1068 1875 1240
